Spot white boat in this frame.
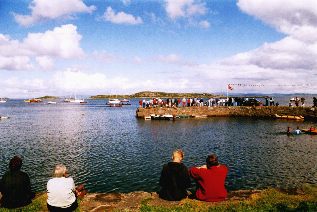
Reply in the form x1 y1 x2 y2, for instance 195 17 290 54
69 99 86 103
64 96 86 104
0 98 7 103
150 114 174 120
0 116 9 119
120 99 131 105
47 101 57 104
107 99 122 107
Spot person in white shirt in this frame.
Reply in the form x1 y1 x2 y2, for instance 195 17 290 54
47 164 78 211
294 126 302 135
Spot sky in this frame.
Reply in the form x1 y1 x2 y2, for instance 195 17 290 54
0 0 317 98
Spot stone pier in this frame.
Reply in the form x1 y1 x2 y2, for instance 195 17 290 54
136 106 317 121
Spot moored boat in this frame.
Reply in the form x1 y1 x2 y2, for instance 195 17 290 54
64 97 86 103
24 98 42 103
107 99 122 107
69 99 86 103
150 114 174 120
301 128 317 135
0 98 7 103
47 101 57 104
275 114 304 121
120 99 131 105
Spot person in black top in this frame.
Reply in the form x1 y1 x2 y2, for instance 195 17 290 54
159 149 191 201
0 156 35 208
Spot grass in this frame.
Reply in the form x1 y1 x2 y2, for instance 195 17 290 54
1 184 317 211
0 194 47 212
0 194 81 212
140 184 317 212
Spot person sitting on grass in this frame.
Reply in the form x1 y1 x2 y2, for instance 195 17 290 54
189 154 228 202
159 149 191 201
0 156 35 208
47 164 86 212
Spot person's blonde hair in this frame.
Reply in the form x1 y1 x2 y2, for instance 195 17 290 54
172 149 184 160
53 164 67 177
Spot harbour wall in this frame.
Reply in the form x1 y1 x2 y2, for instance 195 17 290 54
136 106 317 120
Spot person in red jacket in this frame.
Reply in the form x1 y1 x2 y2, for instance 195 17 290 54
189 154 228 202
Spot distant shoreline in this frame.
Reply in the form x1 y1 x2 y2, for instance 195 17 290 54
90 91 222 99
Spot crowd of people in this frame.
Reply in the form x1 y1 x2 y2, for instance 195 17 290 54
139 97 277 108
139 96 317 108
289 97 306 107
0 152 228 210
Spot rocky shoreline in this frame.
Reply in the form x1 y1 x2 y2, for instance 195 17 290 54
1 185 316 211
78 190 262 211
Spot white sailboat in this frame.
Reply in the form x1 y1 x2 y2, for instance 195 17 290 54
0 98 7 103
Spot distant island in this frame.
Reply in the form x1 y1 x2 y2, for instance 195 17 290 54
90 91 221 99
37 96 59 100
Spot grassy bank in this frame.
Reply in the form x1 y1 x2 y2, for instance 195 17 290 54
1 184 316 211
141 185 317 211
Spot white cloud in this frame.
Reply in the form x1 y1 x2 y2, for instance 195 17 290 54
165 0 207 19
0 56 33 71
183 0 317 93
237 0 317 36
157 54 181 63
14 0 96 26
35 56 54 70
155 54 197 67
122 0 131 6
103 7 143 25
0 24 83 71
199 20 210 28
229 0 317 71
133 56 142 64
51 69 144 93
23 24 84 59
92 51 117 63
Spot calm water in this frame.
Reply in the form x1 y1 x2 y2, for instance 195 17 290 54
0 99 316 193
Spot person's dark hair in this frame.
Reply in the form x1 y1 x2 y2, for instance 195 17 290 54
206 154 219 169
9 156 22 171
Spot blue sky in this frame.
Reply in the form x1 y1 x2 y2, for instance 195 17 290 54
0 0 316 98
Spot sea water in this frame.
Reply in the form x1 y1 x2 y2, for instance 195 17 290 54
0 99 316 192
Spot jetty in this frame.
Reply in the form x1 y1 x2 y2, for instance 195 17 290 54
136 106 317 121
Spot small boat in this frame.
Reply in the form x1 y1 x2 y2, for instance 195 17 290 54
0 116 9 120
194 115 208 118
47 101 57 104
69 99 86 103
144 116 151 120
301 128 317 135
120 99 131 105
150 114 174 120
107 99 122 107
0 98 7 103
64 98 86 103
24 98 42 103
275 114 304 120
